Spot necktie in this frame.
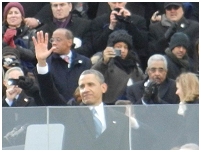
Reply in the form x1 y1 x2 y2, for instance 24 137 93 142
92 108 102 138
63 56 69 63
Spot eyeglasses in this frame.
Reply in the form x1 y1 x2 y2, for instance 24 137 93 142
149 68 166 73
49 37 63 43
166 5 180 11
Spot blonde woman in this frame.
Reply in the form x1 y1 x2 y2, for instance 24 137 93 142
175 72 199 146
176 72 199 115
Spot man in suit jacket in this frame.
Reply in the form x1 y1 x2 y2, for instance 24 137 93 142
2 67 37 107
126 54 179 104
32 30 130 150
35 28 92 102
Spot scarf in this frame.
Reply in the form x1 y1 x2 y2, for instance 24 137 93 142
165 48 190 72
53 14 72 28
113 51 138 74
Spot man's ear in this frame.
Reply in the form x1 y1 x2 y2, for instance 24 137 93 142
101 83 108 93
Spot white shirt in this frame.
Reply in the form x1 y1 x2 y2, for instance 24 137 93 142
60 51 72 68
5 94 19 107
37 51 72 74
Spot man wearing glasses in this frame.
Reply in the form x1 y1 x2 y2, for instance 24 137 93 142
35 29 91 103
126 54 179 105
148 2 199 61
36 2 94 57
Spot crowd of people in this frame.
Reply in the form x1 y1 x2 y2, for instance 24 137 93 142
2 2 199 150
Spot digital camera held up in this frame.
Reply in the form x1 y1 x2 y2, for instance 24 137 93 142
114 8 125 22
114 49 121 57
7 78 20 86
114 8 132 24
3 57 20 67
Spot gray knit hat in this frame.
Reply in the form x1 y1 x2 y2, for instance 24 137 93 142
169 32 190 51
107 30 133 50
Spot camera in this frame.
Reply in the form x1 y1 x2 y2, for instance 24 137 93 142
3 57 20 67
114 49 121 57
113 8 132 23
7 78 19 86
114 8 125 21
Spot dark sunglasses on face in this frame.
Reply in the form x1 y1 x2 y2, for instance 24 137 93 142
166 5 180 11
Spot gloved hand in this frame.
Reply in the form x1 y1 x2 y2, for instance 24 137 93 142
164 23 177 40
18 76 39 95
142 80 159 104
3 28 17 44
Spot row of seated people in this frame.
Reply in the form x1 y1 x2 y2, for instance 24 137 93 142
2 28 199 107
2 33 199 149
2 2 199 106
2 4 199 148
2 2 199 73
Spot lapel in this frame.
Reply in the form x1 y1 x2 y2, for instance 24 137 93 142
78 108 96 137
15 91 31 107
158 79 169 99
103 107 119 132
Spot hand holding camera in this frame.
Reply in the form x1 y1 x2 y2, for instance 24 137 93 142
6 86 19 101
18 76 35 90
142 80 159 103
113 7 131 23
103 47 121 64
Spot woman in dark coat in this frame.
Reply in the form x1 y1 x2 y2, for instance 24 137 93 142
92 30 145 105
2 2 36 72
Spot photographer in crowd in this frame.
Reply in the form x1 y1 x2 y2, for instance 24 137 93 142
126 54 179 104
148 2 199 61
2 67 37 107
92 30 145 105
91 2 148 71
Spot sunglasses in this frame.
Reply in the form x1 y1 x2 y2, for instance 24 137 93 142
166 5 180 11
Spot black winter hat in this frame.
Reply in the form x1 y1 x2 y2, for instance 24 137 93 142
107 30 133 50
2 46 20 60
169 32 190 51
164 2 183 9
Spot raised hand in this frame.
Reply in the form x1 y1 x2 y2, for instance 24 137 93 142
32 31 55 66
103 47 116 64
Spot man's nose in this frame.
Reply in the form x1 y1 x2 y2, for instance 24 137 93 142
179 46 185 52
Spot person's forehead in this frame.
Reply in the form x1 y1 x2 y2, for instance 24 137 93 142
8 7 20 11
53 30 65 37
8 70 22 77
51 2 67 5
79 74 99 83
149 60 165 68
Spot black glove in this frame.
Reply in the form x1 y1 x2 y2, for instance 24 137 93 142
142 80 159 104
18 76 39 95
18 76 34 89
164 23 177 40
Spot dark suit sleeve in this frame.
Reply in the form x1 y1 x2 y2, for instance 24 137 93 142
126 85 140 104
37 72 67 106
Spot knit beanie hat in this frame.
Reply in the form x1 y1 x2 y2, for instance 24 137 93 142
2 46 20 60
3 2 25 19
107 30 133 50
169 32 190 51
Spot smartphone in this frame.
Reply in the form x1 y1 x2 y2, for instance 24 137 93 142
114 49 121 57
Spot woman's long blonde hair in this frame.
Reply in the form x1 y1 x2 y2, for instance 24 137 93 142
176 72 199 102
